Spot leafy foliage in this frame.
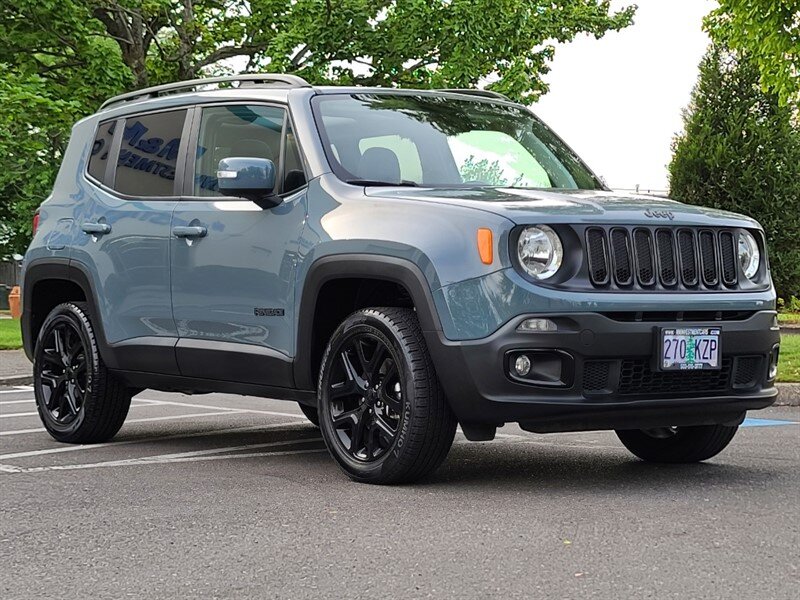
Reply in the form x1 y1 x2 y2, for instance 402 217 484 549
705 0 800 108
0 0 635 257
669 44 800 300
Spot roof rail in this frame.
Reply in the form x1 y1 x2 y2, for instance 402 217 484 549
99 74 311 110
439 88 511 101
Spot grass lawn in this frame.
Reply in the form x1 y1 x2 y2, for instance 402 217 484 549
778 312 800 325
778 334 800 383
0 319 22 350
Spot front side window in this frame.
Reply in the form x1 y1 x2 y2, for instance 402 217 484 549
282 121 307 194
312 94 602 189
112 109 187 197
193 105 285 196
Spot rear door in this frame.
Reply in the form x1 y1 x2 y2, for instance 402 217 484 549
170 103 308 388
73 108 190 374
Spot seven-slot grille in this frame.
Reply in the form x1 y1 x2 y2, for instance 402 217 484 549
586 227 740 290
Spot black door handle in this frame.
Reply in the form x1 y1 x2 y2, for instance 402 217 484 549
81 222 112 235
172 225 208 239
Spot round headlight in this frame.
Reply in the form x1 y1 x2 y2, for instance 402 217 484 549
738 231 760 280
517 225 563 280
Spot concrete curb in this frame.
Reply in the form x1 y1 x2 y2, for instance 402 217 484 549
775 383 800 407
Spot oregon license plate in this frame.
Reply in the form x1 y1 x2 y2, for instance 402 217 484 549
659 327 721 371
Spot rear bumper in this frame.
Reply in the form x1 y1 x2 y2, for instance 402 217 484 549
425 310 780 432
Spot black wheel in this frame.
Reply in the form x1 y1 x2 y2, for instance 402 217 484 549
298 402 320 427
616 425 739 463
34 302 132 443
318 307 456 484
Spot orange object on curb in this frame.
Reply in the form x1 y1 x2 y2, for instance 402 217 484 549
8 286 21 320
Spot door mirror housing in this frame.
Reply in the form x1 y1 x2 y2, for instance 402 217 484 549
217 157 281 209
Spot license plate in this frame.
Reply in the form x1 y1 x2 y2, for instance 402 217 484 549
659 327 721 371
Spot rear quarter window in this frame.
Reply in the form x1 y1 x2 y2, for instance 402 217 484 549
87 120 116 183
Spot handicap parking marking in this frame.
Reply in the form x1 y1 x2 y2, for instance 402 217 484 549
741 417 799 428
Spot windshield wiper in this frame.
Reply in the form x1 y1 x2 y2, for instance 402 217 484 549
346 178 419 187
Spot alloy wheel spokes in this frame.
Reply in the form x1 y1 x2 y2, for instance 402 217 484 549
38 321 87 425
329 334 404 461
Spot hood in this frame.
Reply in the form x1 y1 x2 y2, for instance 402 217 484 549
363 187 760 229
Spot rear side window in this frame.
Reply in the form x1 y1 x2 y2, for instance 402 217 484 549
112 109 187 197
87 120 116 183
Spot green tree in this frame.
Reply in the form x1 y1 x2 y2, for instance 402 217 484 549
0 0 636 257
669 44 800 300
705 0 800 107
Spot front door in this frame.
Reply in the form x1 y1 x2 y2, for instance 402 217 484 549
170 104 308 388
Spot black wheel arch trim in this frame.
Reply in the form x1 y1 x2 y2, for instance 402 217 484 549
22 258 95 362
23 258 157 372
294 254 443 391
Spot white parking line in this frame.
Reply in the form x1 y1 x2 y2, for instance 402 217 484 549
0 440 325 473
0 399 185 418
139 398 307 420
0 397 157 406
0 421 310 460
0 399 35 405
0 386 34 395
0 426 44 436
0 427 46 436
0 409 241 437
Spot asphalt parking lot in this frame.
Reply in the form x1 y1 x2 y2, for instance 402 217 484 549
1 386 798 599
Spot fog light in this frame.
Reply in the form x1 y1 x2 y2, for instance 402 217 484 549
517 318 557 332
768 346 780 380
514 355 532 377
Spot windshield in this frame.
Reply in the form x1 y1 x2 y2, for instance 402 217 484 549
312 93 603 190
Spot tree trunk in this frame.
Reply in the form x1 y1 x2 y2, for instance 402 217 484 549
92 4 149 88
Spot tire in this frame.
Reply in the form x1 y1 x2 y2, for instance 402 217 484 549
616 425 739 463
298 402 320 427
317 307 456 484
33 302 132 443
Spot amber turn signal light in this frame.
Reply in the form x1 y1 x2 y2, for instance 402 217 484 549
477 228 493 265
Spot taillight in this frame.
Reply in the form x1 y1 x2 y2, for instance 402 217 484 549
32 212 40 235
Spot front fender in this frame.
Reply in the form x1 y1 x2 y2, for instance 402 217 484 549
293 254 443 390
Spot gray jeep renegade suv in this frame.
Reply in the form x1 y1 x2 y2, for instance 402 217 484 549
22 75 780 484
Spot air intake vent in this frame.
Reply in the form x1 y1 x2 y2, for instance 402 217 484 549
699 231 718 286
618 358 733 396
610 229 633 286
656 230 677 286
586 228 610 285
579 226 760 292
677 229 699 286
719 231 738 286
633 229 656 286
733 356 762 389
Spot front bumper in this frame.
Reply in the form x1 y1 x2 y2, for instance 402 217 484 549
424 310 779 433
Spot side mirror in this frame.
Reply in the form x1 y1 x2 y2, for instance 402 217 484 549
217 157 281 209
